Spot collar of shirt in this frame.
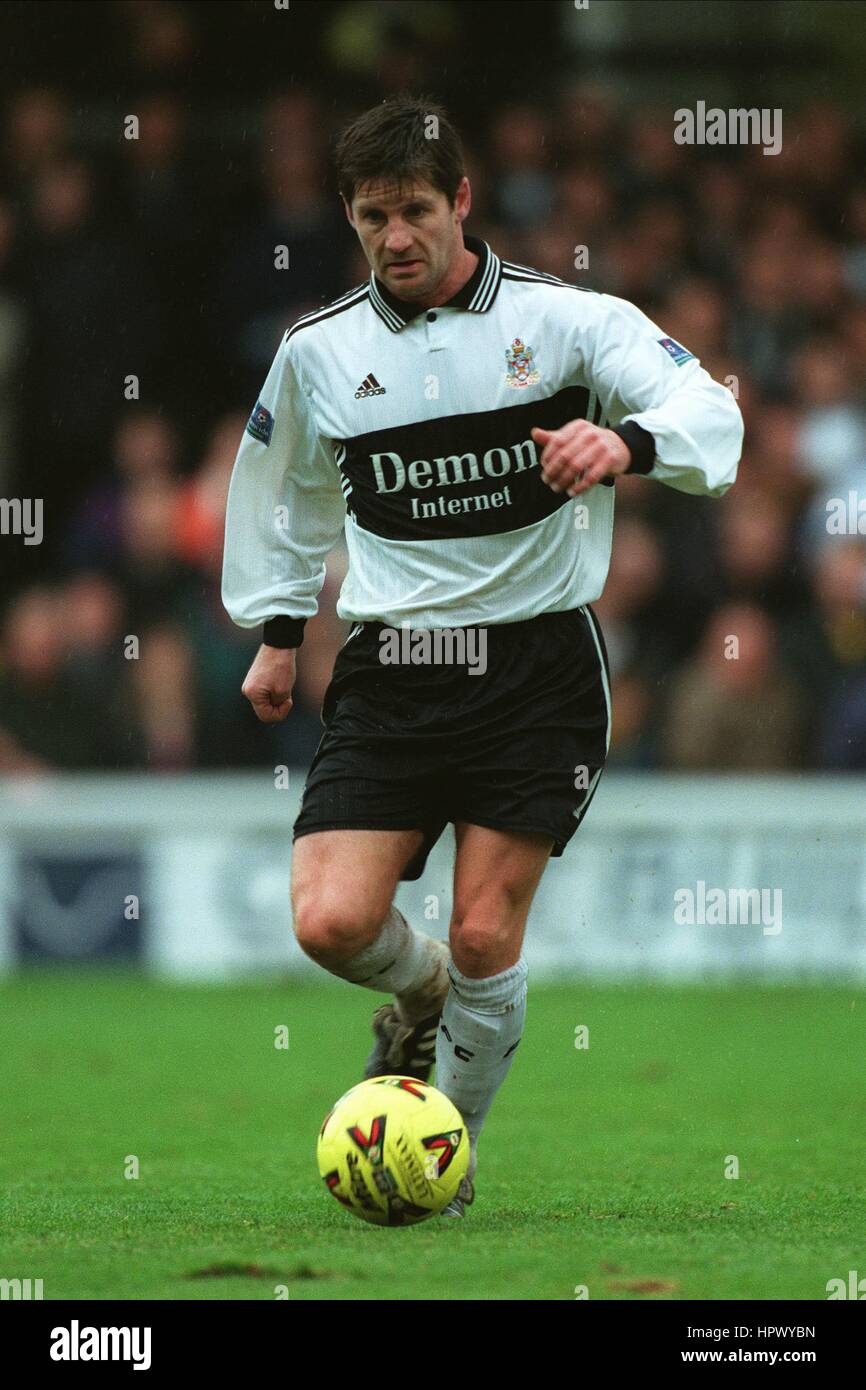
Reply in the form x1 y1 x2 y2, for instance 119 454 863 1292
368 234 503 332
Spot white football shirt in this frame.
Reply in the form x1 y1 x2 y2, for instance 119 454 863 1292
221 235 743 638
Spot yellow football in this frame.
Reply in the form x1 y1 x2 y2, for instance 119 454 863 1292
317 1075 469 1226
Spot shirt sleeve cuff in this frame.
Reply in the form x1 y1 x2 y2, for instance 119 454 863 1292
262 616 307 649
613 421 656 476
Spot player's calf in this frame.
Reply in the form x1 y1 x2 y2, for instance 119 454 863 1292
436 956 528 1143
433 827 545 1214
291 834 450 1080
300 901 451 1083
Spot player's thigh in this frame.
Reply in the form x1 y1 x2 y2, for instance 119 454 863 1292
449 822 554 974
291 827 425 946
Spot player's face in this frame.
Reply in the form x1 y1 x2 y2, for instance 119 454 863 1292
345 177 470 301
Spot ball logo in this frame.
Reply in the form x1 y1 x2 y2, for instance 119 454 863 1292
421 1128 464 1177
347 1116 387 1166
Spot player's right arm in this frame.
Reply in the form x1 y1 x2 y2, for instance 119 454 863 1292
240 642 297 724
221 332 345 723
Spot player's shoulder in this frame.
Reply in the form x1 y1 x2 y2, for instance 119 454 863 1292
500 258 662 337
498 254 607 328
283 281 370 353
499 255 597 299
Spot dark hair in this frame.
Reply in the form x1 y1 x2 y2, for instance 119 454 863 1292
334 96 466 207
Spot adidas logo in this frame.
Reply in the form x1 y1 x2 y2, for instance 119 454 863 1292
355 373 386 399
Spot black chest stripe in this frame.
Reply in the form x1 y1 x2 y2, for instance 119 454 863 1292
335 384 597 542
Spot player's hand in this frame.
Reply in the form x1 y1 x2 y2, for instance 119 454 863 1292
241 643 297 723
531 420 632 496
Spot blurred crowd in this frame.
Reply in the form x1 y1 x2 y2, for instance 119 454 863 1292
2 6 866 774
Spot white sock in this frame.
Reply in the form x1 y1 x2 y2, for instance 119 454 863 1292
327 906 449 1024
435 958 528 1173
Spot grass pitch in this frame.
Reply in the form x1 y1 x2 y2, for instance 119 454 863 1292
0 972 863 1300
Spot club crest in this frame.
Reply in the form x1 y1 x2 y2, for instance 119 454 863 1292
504 337 540 389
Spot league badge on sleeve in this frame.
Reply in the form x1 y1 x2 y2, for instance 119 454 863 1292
657 337 695 366
246 400 274 445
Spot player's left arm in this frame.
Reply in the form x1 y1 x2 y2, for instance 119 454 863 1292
532 293 744 498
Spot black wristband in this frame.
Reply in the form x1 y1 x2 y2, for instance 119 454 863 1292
612 421 656 476
262 616 307 649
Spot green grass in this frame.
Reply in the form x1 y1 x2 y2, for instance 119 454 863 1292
0 972 864 1300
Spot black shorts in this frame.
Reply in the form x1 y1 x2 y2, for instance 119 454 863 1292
292 606 611 881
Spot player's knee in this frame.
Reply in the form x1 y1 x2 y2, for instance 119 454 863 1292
449 913 503 975
450 886 528 974
292 892 383 961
